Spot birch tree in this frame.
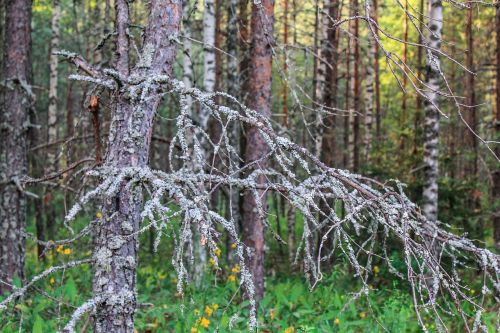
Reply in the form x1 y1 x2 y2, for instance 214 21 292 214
422 0 443 225
0 0 33 295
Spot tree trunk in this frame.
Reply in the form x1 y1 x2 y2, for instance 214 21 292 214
92 1 182 331
47 0 61 167
462 4 477 178
348 0 360 172
0 0 32 295
400 0 408 152
374 0 381 145
413 0 425 156
226 0 240 259
493 4 500 249
363 0 375 162
422 0 442 224
242 0 274 301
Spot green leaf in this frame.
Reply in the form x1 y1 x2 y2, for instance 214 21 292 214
65 277 77 302
32 315 44 333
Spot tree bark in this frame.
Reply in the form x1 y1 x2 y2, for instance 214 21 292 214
0 0 32 295
422 0 442 224
91 1 182 331
348 0 360 172
47 0 61 167
363 0 375 162
242 0 274 301
493 3 500 249
462 4 477 178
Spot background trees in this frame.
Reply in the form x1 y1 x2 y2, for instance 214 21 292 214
0 0 500 332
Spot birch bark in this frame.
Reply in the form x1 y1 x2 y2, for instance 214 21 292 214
422 0 442 224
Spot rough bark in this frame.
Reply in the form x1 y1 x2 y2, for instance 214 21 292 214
493 4 500 249
242 0 274 301
91 1 182 331
422 0 442 224
0 0 32 295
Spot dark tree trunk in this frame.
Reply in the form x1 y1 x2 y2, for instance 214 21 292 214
241 0 274 301
493 4 500 249
0 0 32 295
91 1 182 331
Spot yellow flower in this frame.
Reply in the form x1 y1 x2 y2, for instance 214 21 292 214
63 248 72 255
190 327 198 333
231 265 241 274
200 317 210 329
373 265 380 274
270 308 275 320
359 312 366 319
56 245 64 253
284 327 295 333
50 277 55 285
96 212 103 219
205 305 213 317
334 318 340 325
231 243 237 249
194 309 200 316
209 258 216 266
470 289 475 295
228 275 236 283
211 303 219 311
214 247 221 257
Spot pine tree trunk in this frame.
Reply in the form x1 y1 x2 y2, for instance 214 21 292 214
0 0 32 295
413 0 425 156
92 1 182 331
493 4 500 249
363 0 375 162
422 0 442 224
242 0 275 301
374 0 381 145
462 4 477 178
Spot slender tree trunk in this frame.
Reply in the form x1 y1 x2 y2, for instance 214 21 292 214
92 1 182 331
44 0 62 243
493 3 500 249
422 0 442 225
463 4 477 178
242 0 274 301
314 0 331 159
373 0 381 145
363 0 375 162
282 0 289 127
400 0 408 151
226 0 240 262
344 38 351 169
47 0 61 167
0 0 32 295
348 0 360 172
413 0 425 156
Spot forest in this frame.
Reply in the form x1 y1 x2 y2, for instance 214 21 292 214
0 0 500 332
